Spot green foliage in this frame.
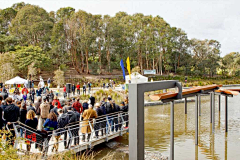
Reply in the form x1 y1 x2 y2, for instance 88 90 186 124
11 45 51 75
53 69 65 87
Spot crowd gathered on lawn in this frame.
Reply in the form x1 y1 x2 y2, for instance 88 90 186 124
0 77 128 154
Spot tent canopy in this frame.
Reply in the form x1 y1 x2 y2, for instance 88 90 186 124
125 72 148 84
5 76 28 85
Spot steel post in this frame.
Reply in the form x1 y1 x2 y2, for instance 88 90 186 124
199 94 201 116
218 95 221 112
195 95 199 145
185 97 187 114
210 93 212 123
170 101 174 160
225 96 228 132
212 92 215 133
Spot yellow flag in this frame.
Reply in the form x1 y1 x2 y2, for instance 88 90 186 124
126 57 131 80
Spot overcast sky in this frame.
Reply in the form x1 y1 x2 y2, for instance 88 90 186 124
1 0 240 56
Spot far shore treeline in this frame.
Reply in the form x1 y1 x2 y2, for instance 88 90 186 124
0 2 239 82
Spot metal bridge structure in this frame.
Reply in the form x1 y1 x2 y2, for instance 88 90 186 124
8 111 129 157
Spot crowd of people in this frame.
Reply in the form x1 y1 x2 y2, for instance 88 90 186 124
0 80 129 154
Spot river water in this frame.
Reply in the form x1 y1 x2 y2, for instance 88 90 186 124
95 87 240 160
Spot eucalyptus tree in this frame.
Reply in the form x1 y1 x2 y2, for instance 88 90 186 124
10 5 53 50
50 7 75 67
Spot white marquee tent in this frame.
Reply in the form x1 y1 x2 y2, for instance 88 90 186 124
125 72 148 84
5 76 28 85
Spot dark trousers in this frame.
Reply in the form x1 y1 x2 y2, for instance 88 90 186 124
82 134 91 142
113 117 119 132
30 95 34 103
68 128 79 146
77 89 80 95
6 124 15 146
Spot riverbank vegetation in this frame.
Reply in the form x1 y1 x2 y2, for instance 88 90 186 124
0 2 239 84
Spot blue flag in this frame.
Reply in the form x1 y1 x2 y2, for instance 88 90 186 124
120 59 126 80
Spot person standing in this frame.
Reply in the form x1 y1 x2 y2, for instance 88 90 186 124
81 104 97 142
87 82 91 94
40 97 50 129
51 102 59 117
89 94 95 107
47 78 51 88
106 99 114 133
34 97 42 122
19 102 27 137
66 107 79 147
83 83 86 95
25 110 38 152
52 96 61 109
21 86 29 95
63 85 67 98
53 109 69 151
36 87 42 97
76 83 80 95
72 98 83 114
30 88 35 103
27 101 36 113
94 103 103 138
4 97 20 146
72 84 76 96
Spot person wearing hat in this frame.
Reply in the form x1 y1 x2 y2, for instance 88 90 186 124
94 103 103 138
40 97 50 130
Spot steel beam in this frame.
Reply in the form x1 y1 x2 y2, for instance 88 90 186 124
129 81 182 160
170 101 174 160
185 97 187 114
225 96 228 132
195 95 199 145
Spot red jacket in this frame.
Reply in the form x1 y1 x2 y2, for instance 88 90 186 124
72 101 83 113
52 99 61 109
76 85 80 90
63 86 66 92
22 88 29 94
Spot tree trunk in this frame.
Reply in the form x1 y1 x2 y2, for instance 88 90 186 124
98 43 102 74
86 48 89 74
153 58 154 70
146 53 149 70
107 48 110 73
81 50 85 73
159 52 162 75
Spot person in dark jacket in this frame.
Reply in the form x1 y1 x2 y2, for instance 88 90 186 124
66 107 79 147
25 110 38 152
4 97 20 146
112 100 120 132
0 96 3 129
120 101 129 128
105 100 114 133
94 103 103 138
82 100 89 113
34 97 42 121
50 102 59 117
19 102 27 137
36 87 42 97
72 84 76 96
89 94 95 107
62 100 71 114
30 88 35 103
27 101 36 113
52 109 69 151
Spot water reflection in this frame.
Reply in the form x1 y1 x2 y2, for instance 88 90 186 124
144 91 240 160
